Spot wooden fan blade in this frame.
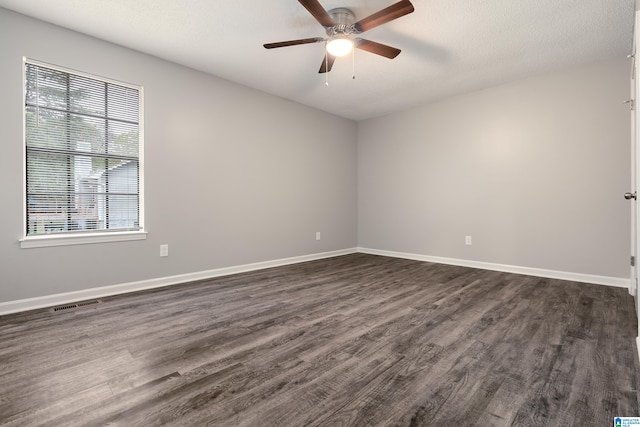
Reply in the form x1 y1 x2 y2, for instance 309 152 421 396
264 37 324 49
353 0 414 33
298 0 335 27
355 38 401 59
319 54 336 73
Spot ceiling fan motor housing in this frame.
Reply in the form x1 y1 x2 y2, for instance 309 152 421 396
326 8 357 36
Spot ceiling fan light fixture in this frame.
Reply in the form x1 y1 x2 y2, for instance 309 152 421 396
326 36 353 57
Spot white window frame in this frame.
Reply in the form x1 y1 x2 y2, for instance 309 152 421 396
19 58 146 249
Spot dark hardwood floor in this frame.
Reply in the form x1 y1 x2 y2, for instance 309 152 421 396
1 253 639 426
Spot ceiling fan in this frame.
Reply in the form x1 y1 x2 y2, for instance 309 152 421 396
264 0 415 73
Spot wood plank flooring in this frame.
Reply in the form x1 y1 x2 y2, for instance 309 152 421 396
0 253 639 426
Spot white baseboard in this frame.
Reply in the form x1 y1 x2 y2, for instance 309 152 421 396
1 246 630 316
358 247 630 288
0 248 357 316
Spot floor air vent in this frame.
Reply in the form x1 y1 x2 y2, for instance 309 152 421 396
52 300 101 312
53 304 78 312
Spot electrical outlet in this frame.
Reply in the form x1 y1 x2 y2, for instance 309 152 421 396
465 236 472 246
160 244 169 257
316 232 321 241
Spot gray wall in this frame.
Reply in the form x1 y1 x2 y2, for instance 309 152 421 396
0 8 358 302
358 59 631 278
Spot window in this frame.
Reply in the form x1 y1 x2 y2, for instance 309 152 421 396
21 59 144 248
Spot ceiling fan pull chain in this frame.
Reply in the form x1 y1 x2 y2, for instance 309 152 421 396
325 44 329 86
352 47 356 80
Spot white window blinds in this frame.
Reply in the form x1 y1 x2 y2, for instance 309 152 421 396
24 61 142 236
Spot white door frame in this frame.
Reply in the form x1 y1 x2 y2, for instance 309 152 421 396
631 11 637 299
629 8 640 342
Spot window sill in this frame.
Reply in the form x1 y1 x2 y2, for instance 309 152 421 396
20 231 147 249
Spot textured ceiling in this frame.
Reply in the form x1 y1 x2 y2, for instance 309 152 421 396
0 0 634 120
